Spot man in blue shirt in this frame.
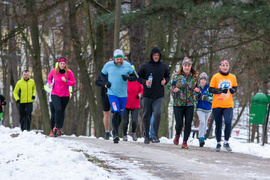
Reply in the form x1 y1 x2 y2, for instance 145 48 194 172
101 49 137 143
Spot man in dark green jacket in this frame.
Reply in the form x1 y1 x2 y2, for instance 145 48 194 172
13 70 36 131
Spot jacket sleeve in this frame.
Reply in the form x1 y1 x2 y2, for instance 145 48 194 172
137 66 146 85
32 80 36 97
209 87 222 94
127 71 137 82
44 83 52 93
66 70 76 86
100 72 108 84
206 87 213 102
167 74 176 94
48 69 54 85
13 82 20 101
95 73 106 88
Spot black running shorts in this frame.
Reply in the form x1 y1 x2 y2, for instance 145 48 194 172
101 96 110 111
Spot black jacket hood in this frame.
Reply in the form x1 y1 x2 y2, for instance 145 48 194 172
149 47 162 63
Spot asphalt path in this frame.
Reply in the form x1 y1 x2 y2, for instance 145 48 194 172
62 137 270 180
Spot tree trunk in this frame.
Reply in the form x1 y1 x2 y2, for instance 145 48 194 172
68 1 98 136
114 0 121 50
25 0 50 134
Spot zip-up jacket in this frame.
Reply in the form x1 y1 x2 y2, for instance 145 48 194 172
137 47 170 98
168 72 199 106
126 81 143 109
13 77 36 103
48 69 76 97
197 83 213 110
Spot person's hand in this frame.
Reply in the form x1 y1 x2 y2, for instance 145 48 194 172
173 88 180 93
32 96 35 100
161 78 166 86
201 95 207 101
229 88 236 94
137 93 142 99
146 80 152 87
16 100 20 104
121 75 129 81
49 83 53 87
105 82 111 88
194 95 199 101
61 77 66 82
194 87 200 93
2 101 6 106
222 88 228 93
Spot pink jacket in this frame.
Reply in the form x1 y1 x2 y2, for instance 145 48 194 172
48 69 76 97
126 81 143 109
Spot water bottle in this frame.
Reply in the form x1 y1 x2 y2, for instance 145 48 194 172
147 73 153 88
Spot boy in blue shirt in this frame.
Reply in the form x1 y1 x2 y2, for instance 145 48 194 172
195 72 213 147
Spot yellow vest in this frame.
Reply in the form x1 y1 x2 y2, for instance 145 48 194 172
13 78 36 103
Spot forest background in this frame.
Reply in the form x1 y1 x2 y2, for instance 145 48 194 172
0 0 269 143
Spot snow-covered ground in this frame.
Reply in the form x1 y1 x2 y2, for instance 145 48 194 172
0 125 269 180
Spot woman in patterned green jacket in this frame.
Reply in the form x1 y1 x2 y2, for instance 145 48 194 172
168 57 200 149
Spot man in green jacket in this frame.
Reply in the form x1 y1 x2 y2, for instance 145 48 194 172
13 70 36 131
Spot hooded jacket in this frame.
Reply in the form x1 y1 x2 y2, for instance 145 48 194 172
13 77 36 103
137 47 170 98
196 83 213 110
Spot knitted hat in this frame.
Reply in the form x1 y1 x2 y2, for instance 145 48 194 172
58 58 67 64
199 72 208 81
182 57 193 66
219 60 229 66
113 49 124 59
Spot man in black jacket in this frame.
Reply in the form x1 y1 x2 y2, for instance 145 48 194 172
137 47 170 144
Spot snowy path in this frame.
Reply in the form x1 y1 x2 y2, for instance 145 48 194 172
62 136 270 180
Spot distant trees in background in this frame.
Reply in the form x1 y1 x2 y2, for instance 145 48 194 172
0 0 269 142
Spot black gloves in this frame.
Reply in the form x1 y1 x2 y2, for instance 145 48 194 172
32 96 35 100
16 100 20 104
194 95 199 102
122 75 131 81
229 88 236 94
201 95 207 101
221 88 228 93
2 101 6 106
195 95 207 101
105 82 111 88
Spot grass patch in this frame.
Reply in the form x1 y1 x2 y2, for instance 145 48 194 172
71 149 122 172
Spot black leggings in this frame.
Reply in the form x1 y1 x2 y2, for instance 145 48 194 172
174 106 194 142
123 108 138 135
51 95 69 129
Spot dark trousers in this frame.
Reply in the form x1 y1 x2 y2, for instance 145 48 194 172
51 95 69 129
212 108 233 142
123 108 138 135
49 102 55 130
19 103 33 131
142 97 164 137
112 112 121 137
174 106 194 142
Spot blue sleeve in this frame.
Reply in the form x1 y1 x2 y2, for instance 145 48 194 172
101 63 109 75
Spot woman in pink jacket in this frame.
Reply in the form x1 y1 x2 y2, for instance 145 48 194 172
122 79 143 141
48 58 76 137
